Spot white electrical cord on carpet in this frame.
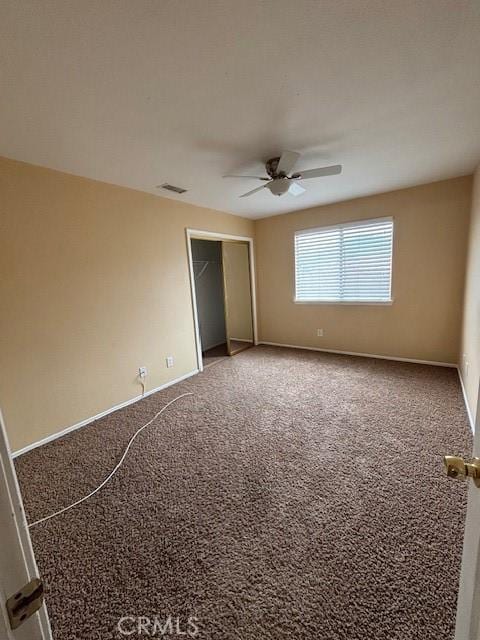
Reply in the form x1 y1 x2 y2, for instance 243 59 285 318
28 392 194 529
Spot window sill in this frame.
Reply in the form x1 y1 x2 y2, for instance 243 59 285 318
293 299 393 306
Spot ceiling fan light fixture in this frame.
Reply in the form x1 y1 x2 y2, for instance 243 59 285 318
288 181 306 197
267 178 291 196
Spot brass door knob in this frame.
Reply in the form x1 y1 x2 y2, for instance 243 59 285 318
444 455 480 487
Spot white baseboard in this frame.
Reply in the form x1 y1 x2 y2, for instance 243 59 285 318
230 338 253 343
259 341 457 368
12 369 199 458
457 368 475 433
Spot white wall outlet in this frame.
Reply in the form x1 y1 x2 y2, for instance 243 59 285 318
166 356 174 368
317 329 324 337
138 366 147 378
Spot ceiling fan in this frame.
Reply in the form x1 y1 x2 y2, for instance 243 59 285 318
223 151 342 198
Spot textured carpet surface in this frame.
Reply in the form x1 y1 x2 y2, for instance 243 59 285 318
16 346 472 639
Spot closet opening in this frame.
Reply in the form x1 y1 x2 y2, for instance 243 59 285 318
186 230 257 370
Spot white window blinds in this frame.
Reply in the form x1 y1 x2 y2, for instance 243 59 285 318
295 217 393 303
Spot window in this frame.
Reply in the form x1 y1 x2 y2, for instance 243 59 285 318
294 217 393 303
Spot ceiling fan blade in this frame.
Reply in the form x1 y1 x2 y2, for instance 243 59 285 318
276 150 300 175
293 164 342 180
223 175 269 180
288 181 306 197
239 183 269 198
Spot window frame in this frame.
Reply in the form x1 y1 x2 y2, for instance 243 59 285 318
293 216 394 306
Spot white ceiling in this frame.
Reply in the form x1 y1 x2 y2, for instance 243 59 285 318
1 1 480 219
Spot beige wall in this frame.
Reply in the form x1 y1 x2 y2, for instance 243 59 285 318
223 242 254 342
255 177 472 364
460 165 480 424
0 157 254 452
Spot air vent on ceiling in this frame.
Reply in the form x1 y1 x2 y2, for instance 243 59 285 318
158 183 188 194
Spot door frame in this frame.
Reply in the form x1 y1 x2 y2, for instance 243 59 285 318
0 410 53 639
186 229 258 372
455 381 480 640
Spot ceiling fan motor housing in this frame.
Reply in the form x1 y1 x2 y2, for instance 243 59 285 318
266 157 281 178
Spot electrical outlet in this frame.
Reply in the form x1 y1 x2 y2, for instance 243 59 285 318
166 356 174 368
317 328 324 337
138 366 147 378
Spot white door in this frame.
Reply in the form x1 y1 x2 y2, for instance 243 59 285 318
0 410 52 640
454 383 480 640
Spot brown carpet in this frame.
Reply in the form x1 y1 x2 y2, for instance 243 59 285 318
16 346 471 639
